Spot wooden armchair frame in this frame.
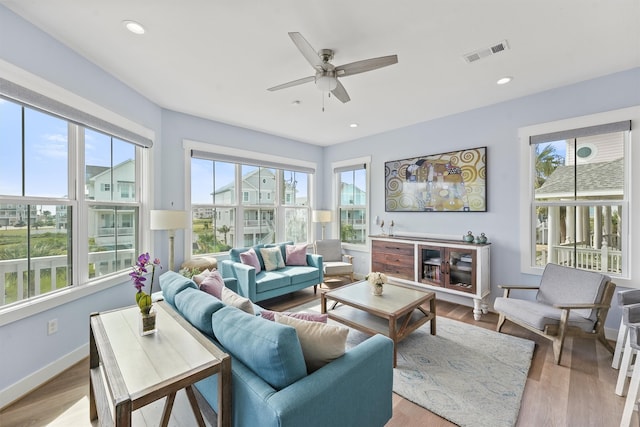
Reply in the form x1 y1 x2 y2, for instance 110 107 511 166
496 281 616 365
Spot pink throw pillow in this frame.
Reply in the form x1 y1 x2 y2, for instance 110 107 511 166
240 248 262 273
200 270 225 299
260 309 328 323
285 244 308 266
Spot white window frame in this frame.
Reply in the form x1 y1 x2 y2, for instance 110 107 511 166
183 140 316 257
332 156 371 250
518 106 639 283
0 61 154 325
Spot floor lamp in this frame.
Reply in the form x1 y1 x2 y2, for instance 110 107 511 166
150 210 188 271
312 210 332 240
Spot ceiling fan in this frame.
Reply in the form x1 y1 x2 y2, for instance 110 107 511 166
267 32 398 104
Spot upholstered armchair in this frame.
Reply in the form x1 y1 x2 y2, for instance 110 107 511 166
494 263 615 365
314 239 354 283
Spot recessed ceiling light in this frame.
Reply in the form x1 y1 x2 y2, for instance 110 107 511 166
291 100 301 106
350 123 358 128
497 76 513 85
122 20 145 35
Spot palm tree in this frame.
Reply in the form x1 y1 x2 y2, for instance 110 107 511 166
217 225 231 245
534 144 564 188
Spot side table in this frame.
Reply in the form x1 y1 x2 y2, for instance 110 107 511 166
89 300 231 426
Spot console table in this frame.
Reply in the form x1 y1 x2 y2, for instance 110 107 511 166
89 300 231 426
370 235 490 320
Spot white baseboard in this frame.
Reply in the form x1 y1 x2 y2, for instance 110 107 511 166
0 344 89 410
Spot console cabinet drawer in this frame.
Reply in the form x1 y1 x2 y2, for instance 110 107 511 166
371 240 415 281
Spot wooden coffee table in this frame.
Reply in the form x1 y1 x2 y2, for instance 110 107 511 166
89 300 231 427
321 281 436 367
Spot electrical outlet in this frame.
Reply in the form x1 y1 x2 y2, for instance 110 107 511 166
47 318 58 335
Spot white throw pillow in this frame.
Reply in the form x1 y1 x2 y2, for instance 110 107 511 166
260 246 285 271
221 287 254 315
275 313 348 372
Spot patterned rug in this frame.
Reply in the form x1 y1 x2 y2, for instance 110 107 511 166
292 301 535 427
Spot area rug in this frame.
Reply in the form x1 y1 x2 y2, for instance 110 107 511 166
291 301 535 427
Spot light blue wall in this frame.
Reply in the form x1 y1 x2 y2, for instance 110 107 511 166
0 5 323 400
1 2 639 404
324 67 640 328
157 110 325 268
0 5 159 395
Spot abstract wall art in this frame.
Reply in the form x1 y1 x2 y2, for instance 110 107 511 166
384 146 487 212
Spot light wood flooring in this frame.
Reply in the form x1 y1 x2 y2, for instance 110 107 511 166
0 281 635 427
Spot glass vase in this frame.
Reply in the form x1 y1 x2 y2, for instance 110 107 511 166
139 309 157 336
372 284 384 296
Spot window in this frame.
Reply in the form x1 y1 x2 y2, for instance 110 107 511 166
0 88 149 310
336 162 368 245
523 118 630 276
189 150 313 254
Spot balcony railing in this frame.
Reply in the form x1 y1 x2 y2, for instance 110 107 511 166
0 249 136 307
538 243 622 274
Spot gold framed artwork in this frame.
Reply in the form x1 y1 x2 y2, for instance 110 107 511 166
384 146 487 212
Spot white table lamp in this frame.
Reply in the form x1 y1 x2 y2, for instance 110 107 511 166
312 210 332 240
150 210 189 271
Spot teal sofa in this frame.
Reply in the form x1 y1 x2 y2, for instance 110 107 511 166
159 271 393 427
220 242 323 302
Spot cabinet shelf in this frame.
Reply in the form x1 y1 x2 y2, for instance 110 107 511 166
370 235 490 320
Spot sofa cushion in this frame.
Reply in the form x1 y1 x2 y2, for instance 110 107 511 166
314 239 343 262
536 263 609 321
174 287 224 336
239 248 262 273
285 244 308 266
221 286 255 315
494 296 595 332
275 314 349 373
192 268 211 285
260 309 328 323
159 271 198 307
255 271 291 292
324 261 353 276
212 306 307 390
278 266 320 283
200 270 225 299
230 244 266 268
260 246 285 271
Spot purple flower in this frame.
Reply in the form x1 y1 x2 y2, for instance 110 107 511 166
131 252 163 312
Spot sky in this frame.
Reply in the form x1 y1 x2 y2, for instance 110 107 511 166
0 98 134 216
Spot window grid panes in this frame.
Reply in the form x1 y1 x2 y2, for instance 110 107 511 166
0 97 143 309
190 158 311 254
531 129 627 275
338 167 367 244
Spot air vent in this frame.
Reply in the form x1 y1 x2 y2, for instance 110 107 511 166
463 40 509 63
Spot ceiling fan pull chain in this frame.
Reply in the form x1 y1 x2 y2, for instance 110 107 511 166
322 91 325 112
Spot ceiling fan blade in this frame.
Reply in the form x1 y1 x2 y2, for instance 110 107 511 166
331 80 351 103
335 55 398 77
267 75 315 92
288 32 324 71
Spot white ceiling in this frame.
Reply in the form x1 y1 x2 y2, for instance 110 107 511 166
4 1 640 146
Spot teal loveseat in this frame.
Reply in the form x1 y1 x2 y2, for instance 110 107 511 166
220 242 323 302
159 271 394 427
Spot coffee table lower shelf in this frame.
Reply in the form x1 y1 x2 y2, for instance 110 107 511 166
321 281 436 367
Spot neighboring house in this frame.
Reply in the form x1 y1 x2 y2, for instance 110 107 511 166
535 132 624 272
0 204 37 227
195 167 303 247
86 159 136 249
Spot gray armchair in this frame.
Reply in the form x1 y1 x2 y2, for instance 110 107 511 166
494 263 615 365
314 239 354 283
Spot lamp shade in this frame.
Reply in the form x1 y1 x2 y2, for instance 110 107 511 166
150 210 188 230
312 210 332 223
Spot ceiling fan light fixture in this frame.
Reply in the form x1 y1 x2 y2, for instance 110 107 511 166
315 75 338 92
